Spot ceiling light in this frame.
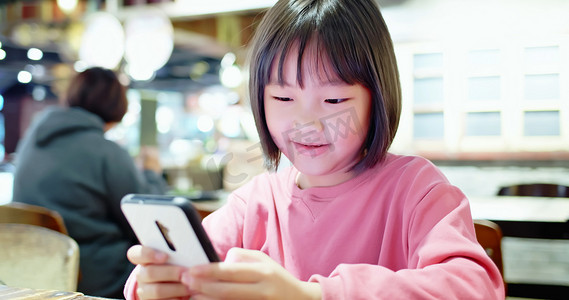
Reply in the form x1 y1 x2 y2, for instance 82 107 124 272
220 65 242 88
220 52 236 68
79 12 124 69
32 85 47 101
27 48 43 61
124 7 173 81
57 0 78 14
17 71 32 84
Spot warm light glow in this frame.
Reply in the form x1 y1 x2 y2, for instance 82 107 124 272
218 109 242 138
73 61 88 72
124 7 173 81
0 172 13 205
125 63 155 82
220 52 242 88
104 125 126 142
198 91 229 118
17 71 32 83
220 65 243 88
156 106 175 133
27 48 43 61
169 139 193 155
122 90 141 127
168 139 205 165
121 111 138 127
32 85 46 101
220 52 236 68
57 0 78 14
25 64 46 81
127 101 141 115
161 0 277 18
79 12 124 69
197 115 214 133
190 61 210 80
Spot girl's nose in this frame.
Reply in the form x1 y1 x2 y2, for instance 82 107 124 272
293 117 324 132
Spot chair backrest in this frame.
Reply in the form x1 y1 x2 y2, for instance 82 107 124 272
473 219 505 279
0 223 80 292
497 183 569 198
0 202 68 235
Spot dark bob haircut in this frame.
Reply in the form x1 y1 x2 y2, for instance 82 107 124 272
248 0 401 171
64 67 128 123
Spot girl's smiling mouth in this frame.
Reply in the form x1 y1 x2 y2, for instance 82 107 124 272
292 141 331 157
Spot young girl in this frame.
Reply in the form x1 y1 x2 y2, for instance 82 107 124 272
124 0 505 299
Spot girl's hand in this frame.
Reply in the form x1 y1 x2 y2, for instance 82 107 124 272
181 248 322 300
127 245 193 300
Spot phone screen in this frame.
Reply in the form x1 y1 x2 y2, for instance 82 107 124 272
121 194 220 266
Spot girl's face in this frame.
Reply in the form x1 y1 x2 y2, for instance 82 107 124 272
264 45 372 189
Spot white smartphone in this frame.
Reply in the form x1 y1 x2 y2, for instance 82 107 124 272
121 194 220 267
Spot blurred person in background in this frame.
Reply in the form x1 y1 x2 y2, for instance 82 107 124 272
11 67 167 298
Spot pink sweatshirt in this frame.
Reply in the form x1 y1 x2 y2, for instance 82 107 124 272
124 154 505 299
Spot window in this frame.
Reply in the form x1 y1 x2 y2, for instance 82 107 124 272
468 76 501 102
412 52 445 141
524 111 560 136
414 77 444 105
414 112 444 139
392 38 568 157
524 74 560 100
466 112 501 136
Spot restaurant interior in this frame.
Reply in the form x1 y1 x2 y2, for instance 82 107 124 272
1 0 568 299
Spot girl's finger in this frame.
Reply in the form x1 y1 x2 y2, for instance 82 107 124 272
138 264 187 283
127 245 169 265
187 279 266 300
224 247 270 263
136 283 191 300
187 261 271 283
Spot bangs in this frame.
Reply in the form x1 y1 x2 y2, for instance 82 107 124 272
257 7 375 90
271 36 368 89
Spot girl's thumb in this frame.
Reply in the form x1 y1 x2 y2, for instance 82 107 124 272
224 247 268 263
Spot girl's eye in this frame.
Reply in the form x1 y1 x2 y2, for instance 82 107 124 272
274 96 293 102
325 98 348 104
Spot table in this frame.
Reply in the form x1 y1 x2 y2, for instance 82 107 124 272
470 195 569 223
0 285 109 300
469 196 569 299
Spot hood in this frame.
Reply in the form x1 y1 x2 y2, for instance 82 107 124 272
33 107 105 147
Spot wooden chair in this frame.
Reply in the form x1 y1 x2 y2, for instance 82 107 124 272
0 202 68 235
0 224 80 292
497 183 569 198
473 219 507 294
474 219 504 275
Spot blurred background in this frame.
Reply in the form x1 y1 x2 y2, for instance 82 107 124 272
1 0 569 298
0 0 568 198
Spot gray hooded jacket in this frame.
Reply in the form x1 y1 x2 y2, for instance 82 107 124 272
12 106 167 298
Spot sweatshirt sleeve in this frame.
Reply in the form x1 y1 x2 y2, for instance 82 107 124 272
123 265 140 300
308 184 505 300
201 192 248 260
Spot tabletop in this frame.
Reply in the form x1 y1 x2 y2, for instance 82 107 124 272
0 285 110 300
469 195 569 222
469 196 569 299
